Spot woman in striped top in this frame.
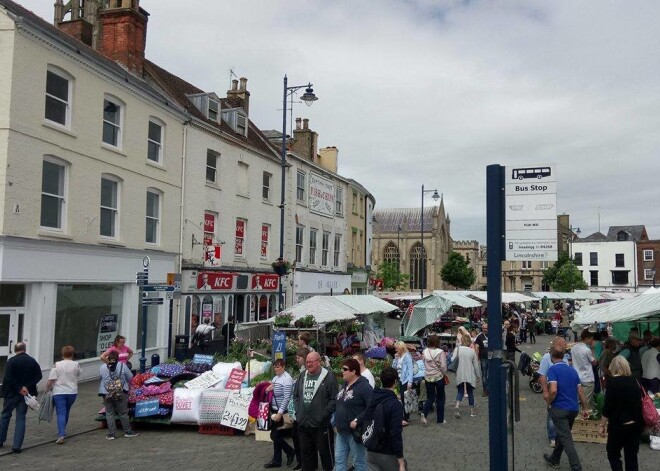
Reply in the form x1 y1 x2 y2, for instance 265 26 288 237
264 359 295 468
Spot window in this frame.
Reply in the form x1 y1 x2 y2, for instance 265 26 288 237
102 97 122 147
359 196 364 217
522 261 532 269
590 270 598 287
510 278 516 291
351 231 358 263
589 252 598 266
206 150 219 184
644 269 656 280
612 271 629 284
574 252 582 266
644 250 654 261
41 158 67 229
261 224 269 259
237 162 249 196
615 253 625 268
147 119 164 163
262 172 271 200
45 68 71 127
335 187 343 216
352 192 358 214
221 108 248 136
481 266 488 278
100 176 119 238
322 232 330 266
296 225 304 263
208 98 219 121
334 234 342 267
145 190 160 244
523 282 533 291
541 261 550 269
510 262 515 270
296 171 306 202
309 229 318 265
235 219 246 256
236 113 247 135
383 242 400 270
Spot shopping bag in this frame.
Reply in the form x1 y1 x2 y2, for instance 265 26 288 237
256 401 271 430
38 391 54 423
403 389 418 415
24 393 40 411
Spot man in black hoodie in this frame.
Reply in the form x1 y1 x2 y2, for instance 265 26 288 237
0 342 42 453
292 351 338 471
363 367 406 471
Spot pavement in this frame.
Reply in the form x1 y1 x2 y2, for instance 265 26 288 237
0 337 658 470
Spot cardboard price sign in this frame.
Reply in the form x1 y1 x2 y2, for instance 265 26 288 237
135 398 160 417
184 370 222 390
224 368 247 390
220 394 250 430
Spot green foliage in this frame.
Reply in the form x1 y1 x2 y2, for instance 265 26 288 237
376 260 409 290
273 313 293 327
551 260 588 292
440 252 476 289
542 252 571 288
294 315 316 328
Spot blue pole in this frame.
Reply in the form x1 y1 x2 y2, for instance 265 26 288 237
420 184 424 299
487 164 506 471
278 75 288 312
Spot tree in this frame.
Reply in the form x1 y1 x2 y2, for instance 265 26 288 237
440 252 476 289
375 260 409 290
551 261 588 292
542 252 571 288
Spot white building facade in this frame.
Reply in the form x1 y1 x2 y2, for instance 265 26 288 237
573 240 637 292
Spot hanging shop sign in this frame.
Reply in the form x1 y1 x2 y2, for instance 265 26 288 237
251 273 279 291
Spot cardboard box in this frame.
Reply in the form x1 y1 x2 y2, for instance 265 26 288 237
572 419 607 444
255 429 272 442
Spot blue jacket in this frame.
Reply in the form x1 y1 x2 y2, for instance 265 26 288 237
335 376 373 433
364 387 404 458
392 352 413 386
98 362 133 396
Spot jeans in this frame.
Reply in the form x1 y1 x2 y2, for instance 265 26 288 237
520 328 527 343
270 423 294 465
53 394 77 438
422 379 446 422
104 394 132 436
606 422 642 471
547 409 556 440
480 359 489 391
548 408 581 471
335 430 367 471
0 395 28 450
455 383 475 406
298 425 334 471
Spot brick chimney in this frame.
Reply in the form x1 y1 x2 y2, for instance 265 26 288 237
98 0 149 74
227 77 250 115
54 0 99 47
291 118 318 163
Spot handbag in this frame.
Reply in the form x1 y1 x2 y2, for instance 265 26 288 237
24 393 40 411
638 382 660 427
443 375 450 385
403 388 418 415
256 401 271 430
271 395 293 430
447 348 460 373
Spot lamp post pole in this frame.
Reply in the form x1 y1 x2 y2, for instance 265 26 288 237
420 185 440 299
569 225 581 260
397 225 401 272
277 76 317 313
652 267 656 288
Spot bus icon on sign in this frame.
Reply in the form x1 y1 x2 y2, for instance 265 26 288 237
511 167 551 180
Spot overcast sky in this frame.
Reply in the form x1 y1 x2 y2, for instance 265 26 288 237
19 0 660 242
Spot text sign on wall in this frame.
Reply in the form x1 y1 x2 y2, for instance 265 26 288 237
505 164 558 261
96 314 118 356
308 172 336 218
197 272 235 290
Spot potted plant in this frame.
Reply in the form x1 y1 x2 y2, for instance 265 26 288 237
294 314 316 328
273 312 293 328
271 258 292 276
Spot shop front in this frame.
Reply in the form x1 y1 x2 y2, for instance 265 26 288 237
349 269 370 295
292 270 351 304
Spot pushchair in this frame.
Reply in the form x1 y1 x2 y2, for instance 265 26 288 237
518 352 542 394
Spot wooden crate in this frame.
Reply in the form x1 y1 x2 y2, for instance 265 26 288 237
198 424 235 436
572 419 606 444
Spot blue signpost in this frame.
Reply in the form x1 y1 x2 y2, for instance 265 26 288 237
272 330 286 362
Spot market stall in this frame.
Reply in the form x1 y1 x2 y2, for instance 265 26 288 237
573 292 660 326
403 294 479 337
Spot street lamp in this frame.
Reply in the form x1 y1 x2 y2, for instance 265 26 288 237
652 266 657 288
569 225 581 260
420 184 440 299
397 224 402 271
278 75 318 312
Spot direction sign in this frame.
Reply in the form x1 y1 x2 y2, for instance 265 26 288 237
142 285 177 292
142 298 164 305
505 164 558 261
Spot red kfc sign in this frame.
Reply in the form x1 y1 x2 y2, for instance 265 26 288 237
261 225 269 258
204 213 215 234
251 274 279 291
197 272 235 290
235 219 245 237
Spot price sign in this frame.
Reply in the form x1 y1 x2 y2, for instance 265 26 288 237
224 368 247 390
272 331 286 361
135 398 160 417
220 394 250 430
184 370 222 390
192 354 214 365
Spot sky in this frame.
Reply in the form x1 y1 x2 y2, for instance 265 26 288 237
17 0 660 243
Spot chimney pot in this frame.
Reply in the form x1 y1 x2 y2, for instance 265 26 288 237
239 77 247 91
232 79 239 91
303 118 309 130
295 118 302 130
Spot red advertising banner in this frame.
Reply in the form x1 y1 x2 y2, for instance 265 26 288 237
251 273 279 291
261 225 269 242
197 272 235 290
234 238 243 255
224 368 247 390
204 213 215 234
235 219 245 237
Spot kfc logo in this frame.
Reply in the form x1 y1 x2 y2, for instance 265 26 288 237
251 274 279 291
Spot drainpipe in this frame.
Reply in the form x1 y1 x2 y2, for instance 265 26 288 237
175 117 190 351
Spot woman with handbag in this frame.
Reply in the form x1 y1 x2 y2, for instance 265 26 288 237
420 335 447 425
600 356 644 471
453 334 481 419
392 341 414 425
335 358 373 471
46 345 81 444
264 359 295 469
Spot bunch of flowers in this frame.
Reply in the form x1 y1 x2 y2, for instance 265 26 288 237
272 258 292 275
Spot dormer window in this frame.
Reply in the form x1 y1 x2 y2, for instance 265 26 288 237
617 231 629 241
222 108 248 136
186 93 221 123
208 99 219 121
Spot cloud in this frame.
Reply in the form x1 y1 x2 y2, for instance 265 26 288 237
17 0 660 242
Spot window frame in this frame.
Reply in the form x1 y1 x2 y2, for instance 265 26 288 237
322 231 330 266
295 225 304 263
334 234 342 267
644 268 655 280
261 224 270 259
45 67 73 128
296 171 306 202
262 172 272 201
145 189 161 245
589 270 598 287
589 252 598 266
574 252 583 266
147 118 164 163
208 98 219 122
235 218 247 257
309 228 318 265
615 253 625 268
335 187 343 216
40 156 68 231
206 150 219 184
643 250 654 261
100 175 120 239
102 95 123 149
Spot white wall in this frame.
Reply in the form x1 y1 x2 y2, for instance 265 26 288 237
573 240 637 290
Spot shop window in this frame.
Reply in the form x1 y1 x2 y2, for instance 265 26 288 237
53 284 124 362
0 284 25 306
611 271 629 284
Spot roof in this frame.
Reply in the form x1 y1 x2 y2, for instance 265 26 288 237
143 61 278 159
373 206 442 233
404 295 455 336
431 291 483 308
577 232 609 242
606 225 647 241
574 292 660 325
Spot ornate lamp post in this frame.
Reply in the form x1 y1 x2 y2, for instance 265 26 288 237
278 76 318 312
420 185 440 299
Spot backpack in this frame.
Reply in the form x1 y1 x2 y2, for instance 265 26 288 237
361 400 388 453
105 364 124 401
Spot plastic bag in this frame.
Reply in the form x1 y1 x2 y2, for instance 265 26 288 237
403 389 418 415
650 435 660 451
24 393 40 411
38 391 54 423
